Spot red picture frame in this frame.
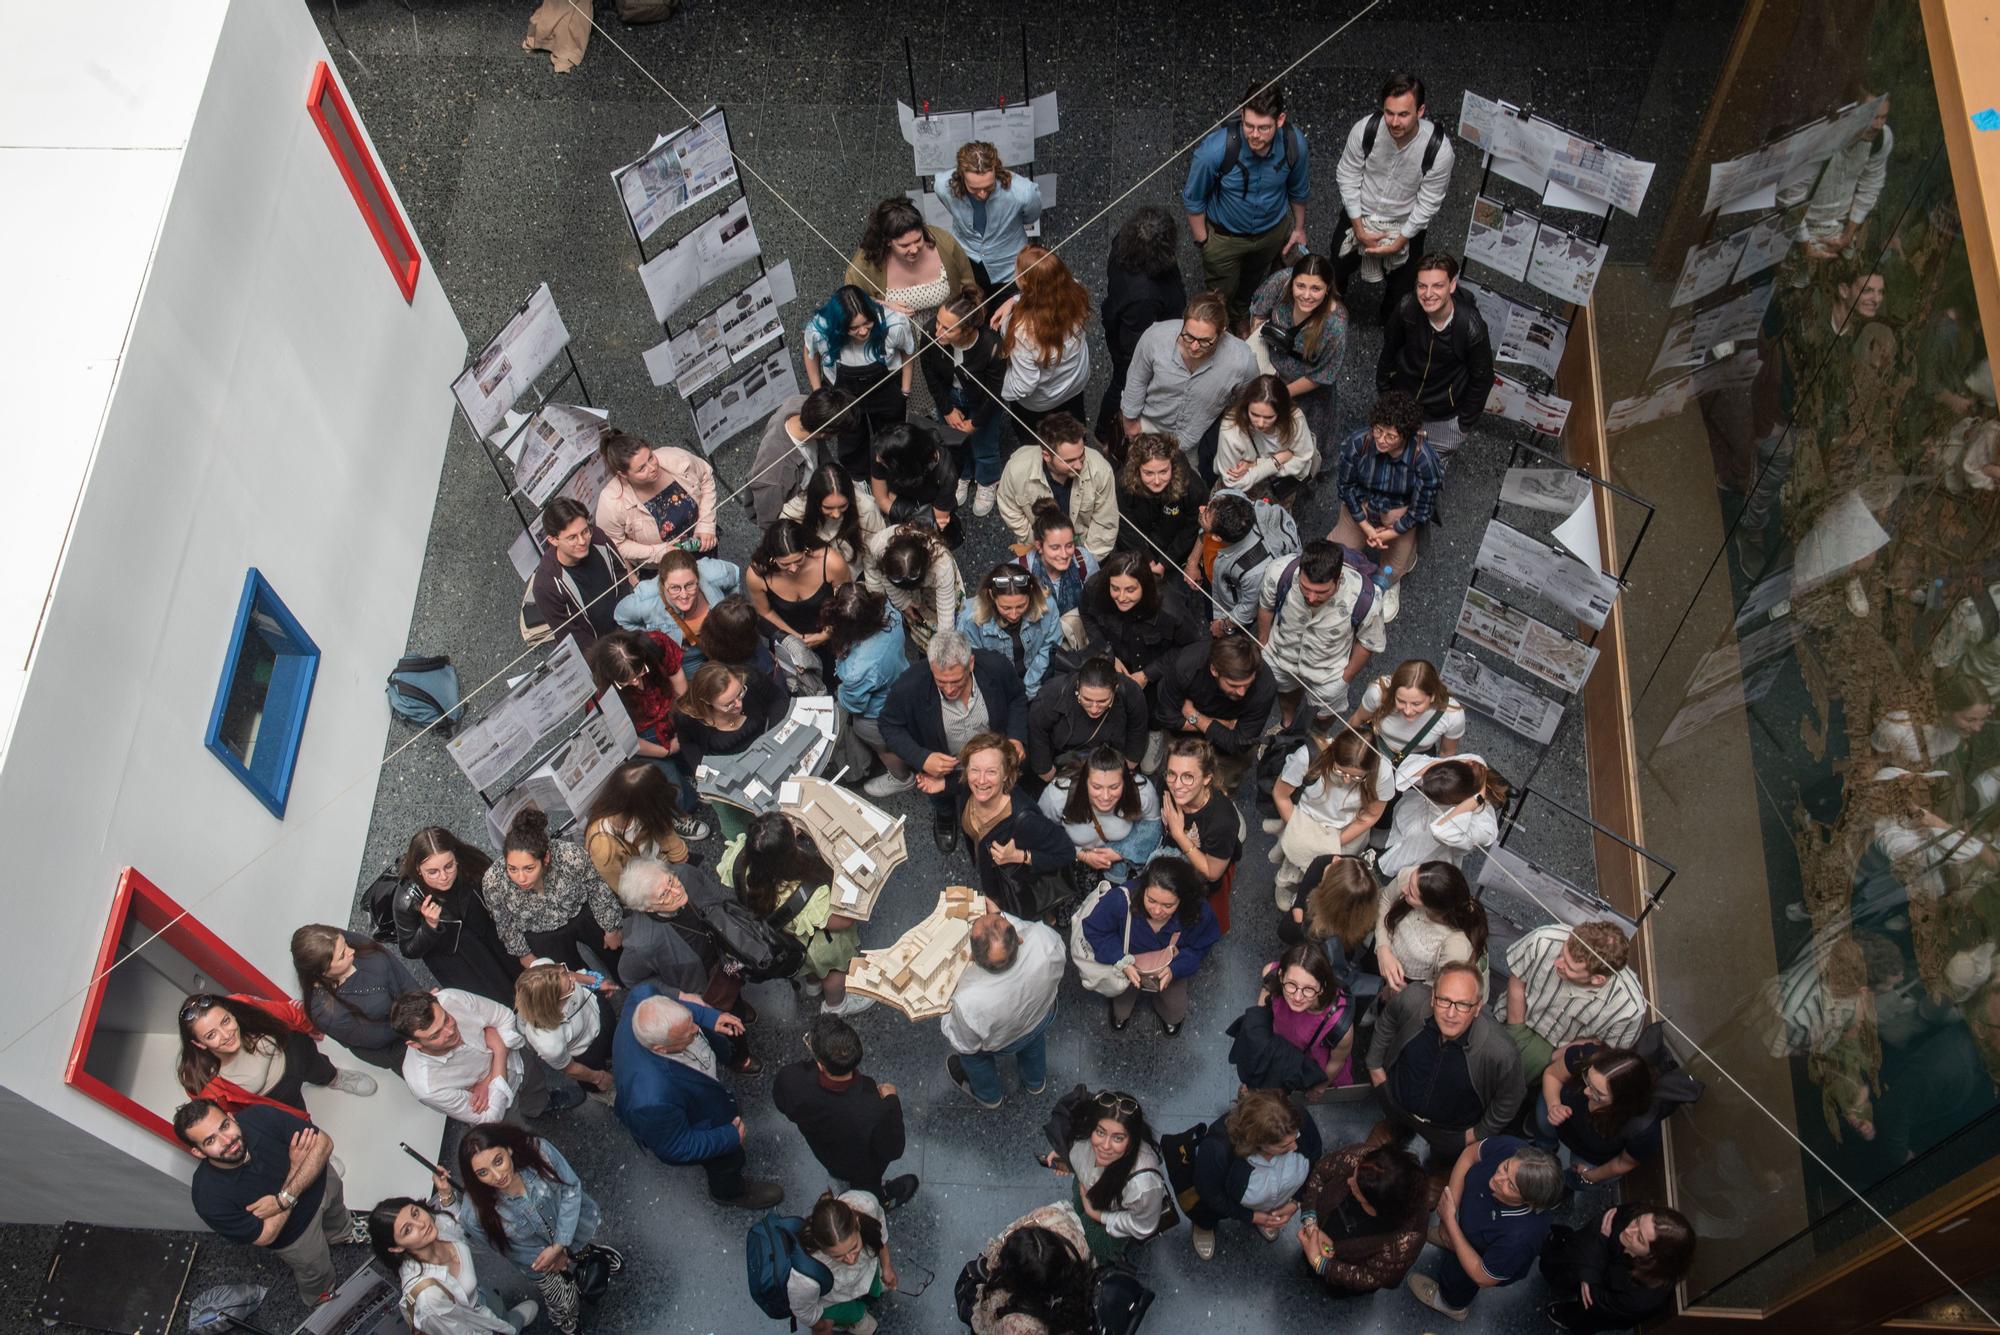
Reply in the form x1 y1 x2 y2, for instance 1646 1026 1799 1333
305 60 421 303
64 868 293 1148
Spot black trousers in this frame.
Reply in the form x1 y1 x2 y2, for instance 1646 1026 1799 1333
702 1146 748 1200
524 910 623 978
267 1029 339 1110
1329 219 1427 320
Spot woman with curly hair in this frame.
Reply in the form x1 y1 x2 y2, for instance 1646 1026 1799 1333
1113 433 1207 577
844 195 975 330
999 243 1093 435
965 1209 1095 1335
802 284 916 440
1097 207 1188 445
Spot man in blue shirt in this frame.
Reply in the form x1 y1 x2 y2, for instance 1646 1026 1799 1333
1410 1136 1563 1320
1183 83 1311 321
1332 391 1439 585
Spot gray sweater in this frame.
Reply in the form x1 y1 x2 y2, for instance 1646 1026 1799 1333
1365 981 1523 1138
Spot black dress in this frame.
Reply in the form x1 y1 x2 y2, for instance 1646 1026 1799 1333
392 850 521 1006
763 550 840 683
1114 480 1208 572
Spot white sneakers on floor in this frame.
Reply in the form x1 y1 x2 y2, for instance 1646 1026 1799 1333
823 992 876 1016
956 479 971 506
863 771 915 798
330 1069 377 1096
973 483 998 516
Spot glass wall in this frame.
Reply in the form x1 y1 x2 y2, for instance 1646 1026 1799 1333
1595 0 2000 1307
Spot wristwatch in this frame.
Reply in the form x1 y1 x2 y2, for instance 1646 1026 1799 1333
277 1190 298 1211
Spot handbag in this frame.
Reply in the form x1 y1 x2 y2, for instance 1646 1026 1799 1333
698 897 807 983
1130 933 1179 991
1068 882 1133 997
953 1254 989 1325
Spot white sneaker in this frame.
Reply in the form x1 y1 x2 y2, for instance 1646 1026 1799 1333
863 771 916 798
504 1300 539 1330
823 992 876 1016
1261 816 1284 835
844 1315 878 1335
329 1069 377 1097
956 479 971 506
973 483 998 516
1846 575 1870 617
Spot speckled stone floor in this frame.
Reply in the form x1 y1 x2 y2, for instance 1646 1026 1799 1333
0 1 1741 1330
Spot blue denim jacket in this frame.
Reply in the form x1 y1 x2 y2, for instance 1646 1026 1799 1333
452 1136 602 1270
612 558 742 641
835 605 907 720
932 170 1044 281
957 603 1062 698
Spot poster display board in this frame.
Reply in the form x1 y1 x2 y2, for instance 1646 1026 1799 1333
693 347 800 455
446 638 597 792
896 92 1058 174
1701 95 1885 215
1455 588 1600 693
1466 196 1537 280
611 107 738 243
1499 467 1589 514
643 261 797 396
1443 648 1563 745
451 283 571 439
1525 221 1608 306
1479 843 1634 931
638 196 762 323
513 404 609 507
1487 375 1571 437
1458 90 1654 216
1473 519 1619 629
1459 278 1568 380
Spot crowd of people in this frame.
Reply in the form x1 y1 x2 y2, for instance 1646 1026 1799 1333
169 71 1700 1334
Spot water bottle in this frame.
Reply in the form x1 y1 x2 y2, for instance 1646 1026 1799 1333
1374 564 1394 594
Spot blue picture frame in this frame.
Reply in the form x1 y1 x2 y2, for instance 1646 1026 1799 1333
204 569 320 818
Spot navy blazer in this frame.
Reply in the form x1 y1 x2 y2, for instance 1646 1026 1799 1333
613 983 740 1165
1192 1098 1324 1224
878 649 1028 772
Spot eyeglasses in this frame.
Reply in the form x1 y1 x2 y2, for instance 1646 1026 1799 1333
1432 996 1479 1015
1178 330 1217 349
1281 981 1322 1000
987 566 1034 592
180 994 222 1023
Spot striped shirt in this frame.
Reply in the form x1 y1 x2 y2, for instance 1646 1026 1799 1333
1504 925 1648 1049
1337 428 1441 532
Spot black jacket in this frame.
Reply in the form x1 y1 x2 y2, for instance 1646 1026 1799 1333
878 649 1029 771
1026 672 1150 777
614 863 737 995
1078 573 1202 688
950 789 1077 915
1114 480 1208 571
1538 1209 1675 1331
918 325 1009 429
391 853 522 1007
1192 1098 1324 1223
1223 1003 1346 1094
1101 263 1188 379
1153 641 1278 758
531 525 631 651
772 1061 907 1188
1375 294 1494 430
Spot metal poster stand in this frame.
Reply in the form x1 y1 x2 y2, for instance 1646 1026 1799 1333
901 26 1042 220
1493 783 1677 924
448 289 596 538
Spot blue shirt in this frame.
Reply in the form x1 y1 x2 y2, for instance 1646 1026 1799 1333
933 170 1044 281
957 602 1062 698
835 605 907 720
1182 122 1310 236
1337 428 1440 532
1457 1136 1554 1285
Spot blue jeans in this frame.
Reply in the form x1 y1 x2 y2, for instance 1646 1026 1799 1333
957 1009 1054 1104
943 410 1007 486
1102 825 1162 884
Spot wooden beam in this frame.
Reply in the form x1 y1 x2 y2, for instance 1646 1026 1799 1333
1923 0 2000 346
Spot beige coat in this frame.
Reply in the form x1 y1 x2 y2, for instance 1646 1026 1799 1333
995 443 1121 560
1215 406 1317 495
594 447 719 564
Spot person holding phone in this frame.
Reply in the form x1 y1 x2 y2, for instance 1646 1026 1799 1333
1078 856 1219 1037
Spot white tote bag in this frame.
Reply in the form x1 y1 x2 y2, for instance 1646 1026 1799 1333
1069 880 1133 997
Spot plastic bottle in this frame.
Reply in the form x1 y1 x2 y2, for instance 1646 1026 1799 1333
1374 564 1395 594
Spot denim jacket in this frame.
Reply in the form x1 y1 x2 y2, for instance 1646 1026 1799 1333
451 1137 601 1270
835 605 907 720
957 603 1062 697
612 558 742 642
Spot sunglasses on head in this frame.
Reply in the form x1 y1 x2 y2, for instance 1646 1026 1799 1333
987 566 1033 592
180 994 223 1023
1094 1090 1141 1117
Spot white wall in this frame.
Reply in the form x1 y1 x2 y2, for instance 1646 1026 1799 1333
0 0 463 1225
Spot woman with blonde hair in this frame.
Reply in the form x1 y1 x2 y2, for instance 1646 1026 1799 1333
1000 244 1094 434
1347 657 1465 765
1216 374 1317 504
1266 728 1393 907
958 563 1063 698
513 961 616 1102
936 139 1045 295
1277 854 1381 999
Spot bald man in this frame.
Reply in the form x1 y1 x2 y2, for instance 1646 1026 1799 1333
942 908 1066 1109
613 983 783 1208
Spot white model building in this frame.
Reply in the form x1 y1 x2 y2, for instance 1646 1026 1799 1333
0 0 464 1227
782 778 908 921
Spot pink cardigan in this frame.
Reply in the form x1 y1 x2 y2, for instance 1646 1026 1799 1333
594 447 718 563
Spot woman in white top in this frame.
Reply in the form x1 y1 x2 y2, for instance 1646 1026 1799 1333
1216 374 1317 503
371 1189 538 1335
781 462 886 568
1851 766 1998 924
1000 244 1093 431
1348 659 1465 767
1265 729 1393 910
1039 745 1164 883
865 525 964 657
788 1190 896 1333
1034 1088 1170 1265
1869 675 1990 775
1378 753 1507 878
512 961 615 1102
1373 860 1491 996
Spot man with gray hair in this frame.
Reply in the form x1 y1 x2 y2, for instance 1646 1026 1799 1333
1411 1135 1562 1320
612 982 782 1208
942 906 1066 1109
880 628 1028 853
613 856 738 1002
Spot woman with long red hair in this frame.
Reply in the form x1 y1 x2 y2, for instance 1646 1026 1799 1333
999 244 1094 436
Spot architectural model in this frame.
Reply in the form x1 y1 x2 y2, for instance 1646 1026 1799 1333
782 777 907 922
844 887 988 1020
694 695 838 815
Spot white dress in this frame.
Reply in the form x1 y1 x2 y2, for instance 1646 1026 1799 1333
1377 753 1499 878
400 1215 517 1335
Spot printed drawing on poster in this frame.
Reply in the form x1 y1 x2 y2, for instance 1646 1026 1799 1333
514 404 609 507
1525 223 1608 306
611 107 737 242
1500 467 1588 514
638 196 762 324
1466 195 1536 281
1473 519 1619 629
693 348 801 455
1669 232 1749 308
1442 649 1563 745
1486 375 1571 437
452 283 572 439
1454 588 1599 693
897 102 977 174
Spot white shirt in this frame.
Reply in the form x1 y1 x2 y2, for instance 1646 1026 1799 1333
403 989 527 1125
942 914 1066 1054
787 1191 886 1325
1358 678 1466 758
399 1215 515 1335
1039 774 1161 850
1378 753 1499 877
1335 114 1455 237
1068 1140 1169 1240
1240 1150 1312 1212
520 980 602 1069
1277 743 1394 828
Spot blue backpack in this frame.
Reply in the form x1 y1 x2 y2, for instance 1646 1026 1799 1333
385 654 465 738
745 1213 831 1324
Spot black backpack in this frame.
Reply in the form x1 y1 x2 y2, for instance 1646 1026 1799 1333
1359 111 1444 175
362 867 404 946
1216 118 1308 196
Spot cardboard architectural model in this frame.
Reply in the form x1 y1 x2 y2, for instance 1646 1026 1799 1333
845 887 989 1019
782 777 907 922
694 695 838 815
